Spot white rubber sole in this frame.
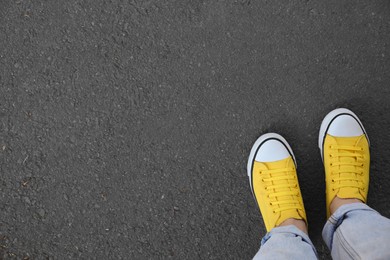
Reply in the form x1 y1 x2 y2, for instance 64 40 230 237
318 108 369 160
247 133 297 192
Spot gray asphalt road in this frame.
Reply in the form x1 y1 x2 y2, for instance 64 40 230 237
1 0 390 259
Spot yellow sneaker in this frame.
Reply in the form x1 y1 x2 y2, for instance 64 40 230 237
319 108 370 218
247 133 307 232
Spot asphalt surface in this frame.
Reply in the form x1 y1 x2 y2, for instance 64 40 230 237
1 0 390 259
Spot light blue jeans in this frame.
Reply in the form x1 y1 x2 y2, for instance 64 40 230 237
253 203 390 259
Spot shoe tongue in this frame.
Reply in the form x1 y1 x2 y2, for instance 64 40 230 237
265 159 293 209
337 188 364 201
264 158 305 225
276 209 304 226
334 136 364 201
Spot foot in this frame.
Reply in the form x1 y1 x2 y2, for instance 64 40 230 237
319 108 370 218
247 133 307 232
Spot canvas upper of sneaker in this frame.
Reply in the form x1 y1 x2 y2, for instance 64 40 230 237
248 133 306 232
319 108 370 218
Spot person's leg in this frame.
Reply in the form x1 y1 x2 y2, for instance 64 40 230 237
319 108 390 259
248 133 317 259
253 225 316 260
323 201 390 259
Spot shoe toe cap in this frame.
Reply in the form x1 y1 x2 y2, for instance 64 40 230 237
328 115 364 137
255 140 290 162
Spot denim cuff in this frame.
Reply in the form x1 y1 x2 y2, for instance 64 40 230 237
262 225 317 256
322 203 377 250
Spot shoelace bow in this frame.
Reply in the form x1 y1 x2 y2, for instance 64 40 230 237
260 168 303 213
329 145 365 191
